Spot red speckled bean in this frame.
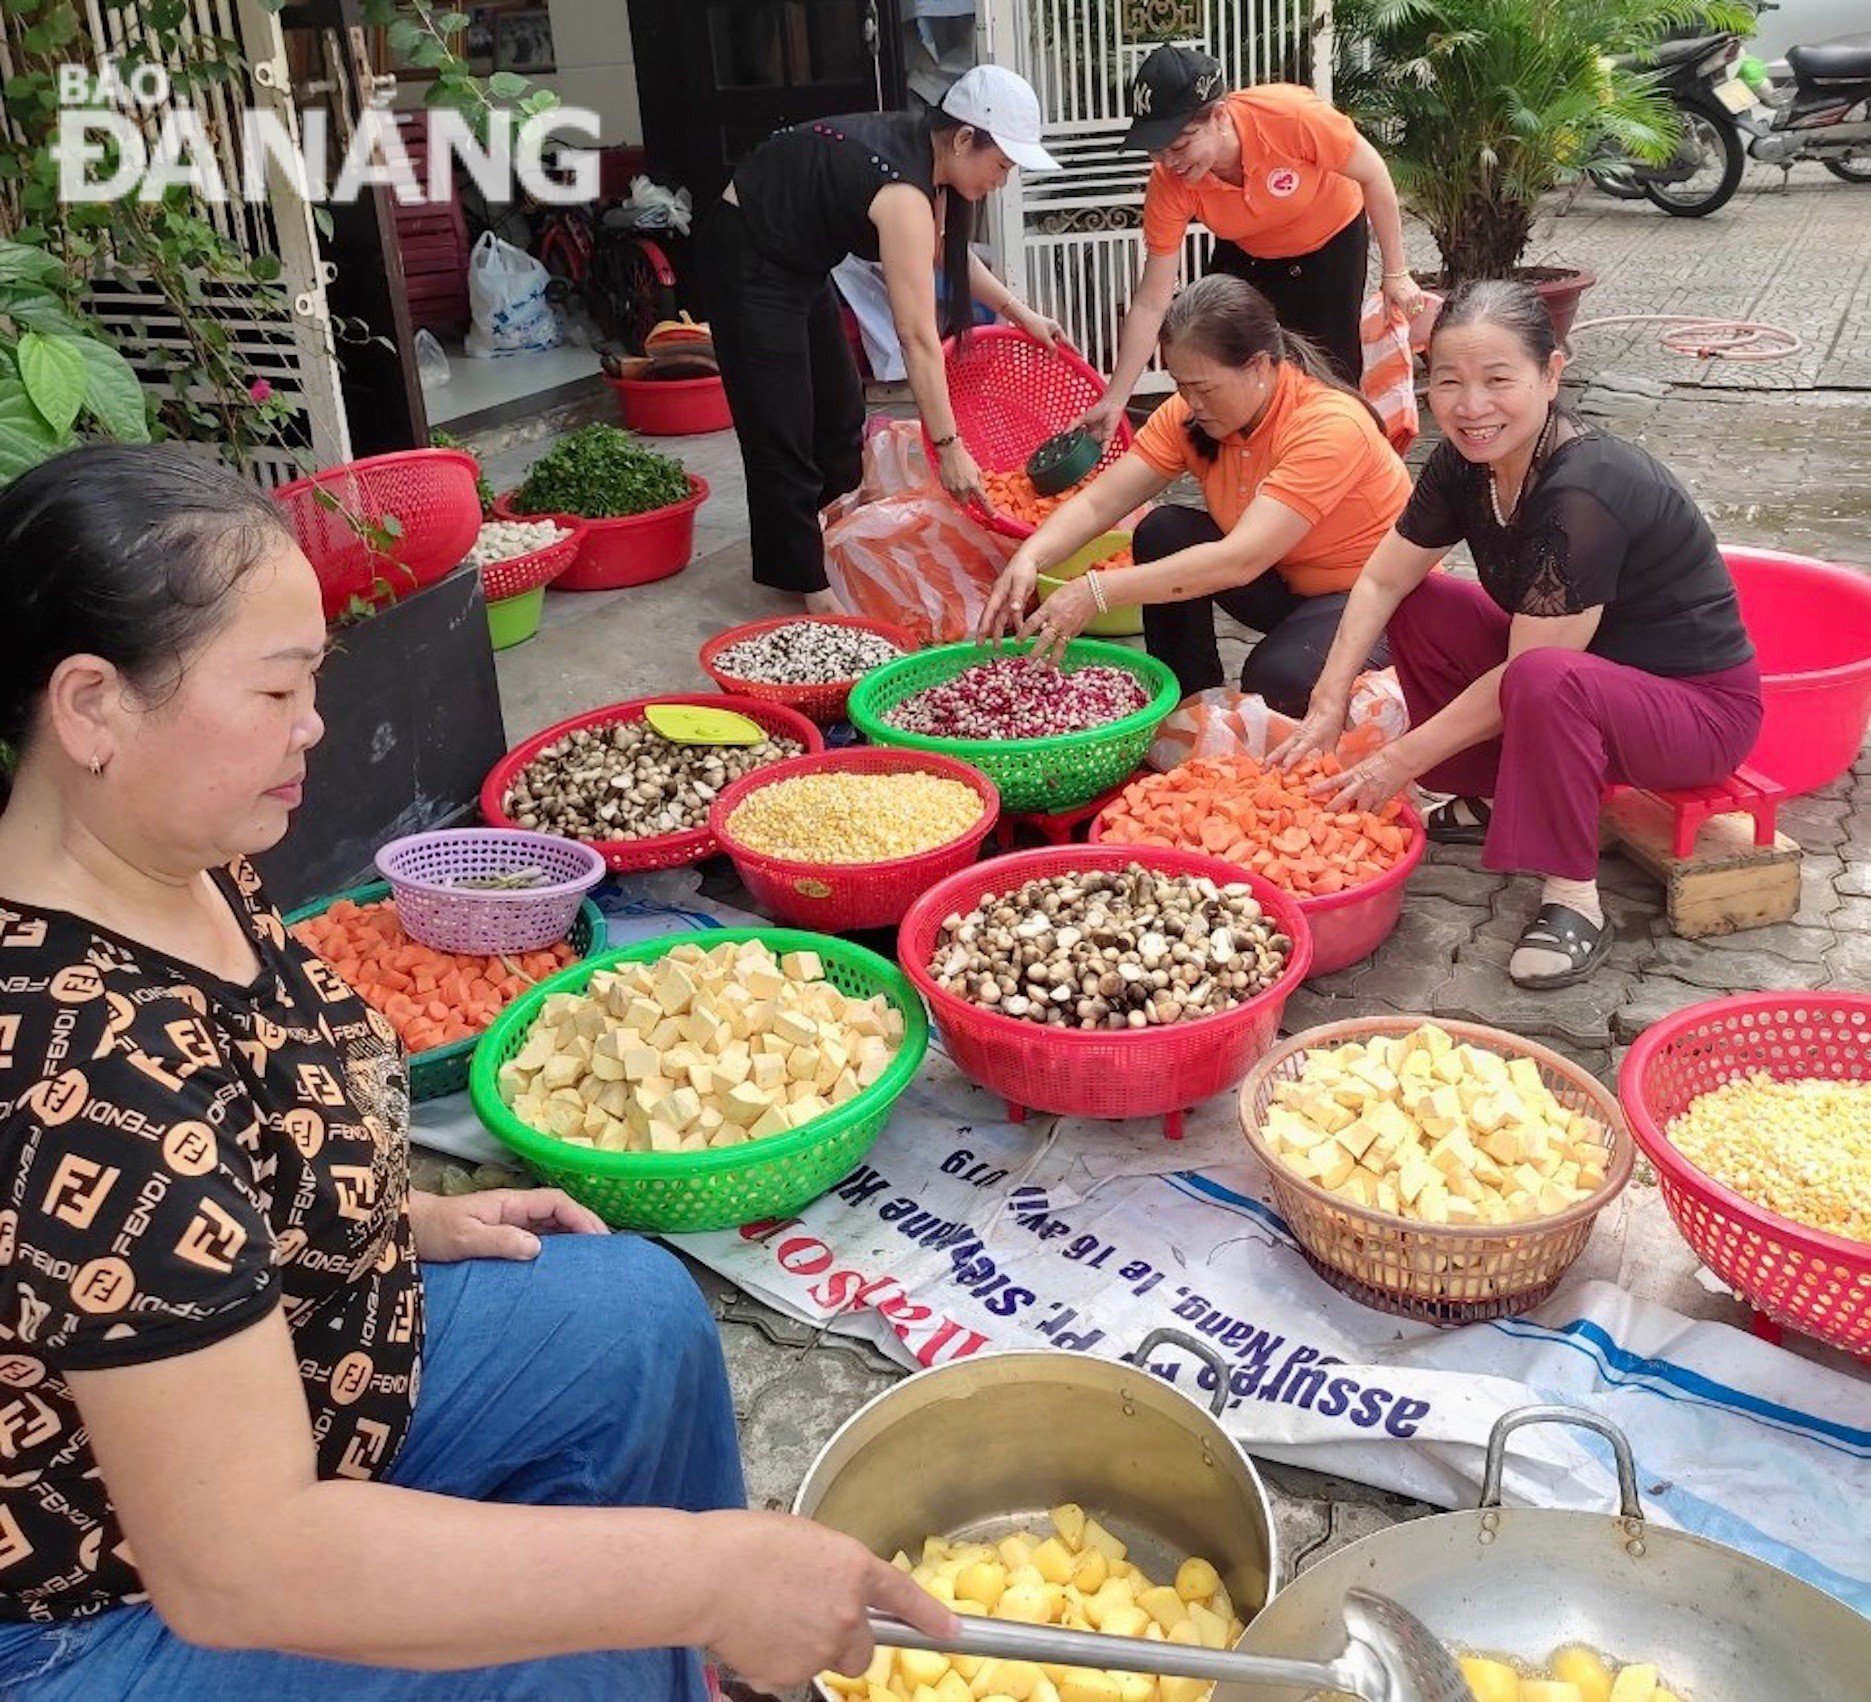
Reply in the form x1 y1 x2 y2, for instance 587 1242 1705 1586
886 658 1147 740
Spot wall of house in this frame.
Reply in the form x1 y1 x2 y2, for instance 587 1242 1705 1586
539 0 641 145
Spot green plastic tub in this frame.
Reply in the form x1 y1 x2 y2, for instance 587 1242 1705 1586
284 880 607 1101
847 638 1179 813
468 928 929 1232
487 586 545 650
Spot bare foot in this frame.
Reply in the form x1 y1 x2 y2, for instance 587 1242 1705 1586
803 589 843 616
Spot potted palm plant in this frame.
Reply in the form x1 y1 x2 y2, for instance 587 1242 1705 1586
1333 0 1753 339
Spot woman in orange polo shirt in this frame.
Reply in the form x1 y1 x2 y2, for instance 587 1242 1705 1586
1081 44 1425 442
979 275 1409 715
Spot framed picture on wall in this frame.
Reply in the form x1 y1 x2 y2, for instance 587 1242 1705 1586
495 6 557 74
373 0 554 80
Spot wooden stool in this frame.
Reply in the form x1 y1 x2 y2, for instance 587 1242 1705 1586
1601 767 1799 939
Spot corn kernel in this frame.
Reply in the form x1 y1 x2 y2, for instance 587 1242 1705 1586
725 771 985 864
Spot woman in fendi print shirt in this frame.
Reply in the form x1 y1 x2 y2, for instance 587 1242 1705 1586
0 448 951 1701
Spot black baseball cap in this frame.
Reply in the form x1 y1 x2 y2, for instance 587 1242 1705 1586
1123 44 1228 153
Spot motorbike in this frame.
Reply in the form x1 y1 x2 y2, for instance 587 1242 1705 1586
1588 30 1755 215
1742 17 1871 184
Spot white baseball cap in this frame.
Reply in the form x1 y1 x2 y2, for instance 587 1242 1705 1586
939 65 1060 173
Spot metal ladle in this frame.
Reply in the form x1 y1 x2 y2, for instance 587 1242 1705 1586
870 1587 1469 1702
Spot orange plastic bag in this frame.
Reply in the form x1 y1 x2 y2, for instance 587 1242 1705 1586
822 420 1015 645
1147 668 1409 772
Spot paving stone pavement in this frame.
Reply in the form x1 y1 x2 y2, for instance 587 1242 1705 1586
444 176 1871 1684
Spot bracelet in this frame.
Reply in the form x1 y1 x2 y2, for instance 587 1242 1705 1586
1088 571 1109 615
930 431 958 451
1382 269 1414 281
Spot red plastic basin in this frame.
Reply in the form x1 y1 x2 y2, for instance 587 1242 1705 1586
605 374 733 436
495 475 709 591
1723 547 1871 796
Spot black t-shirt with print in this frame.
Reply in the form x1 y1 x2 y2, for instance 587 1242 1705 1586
0 861 423 1623
731 108 938 277
1395 427 1755 676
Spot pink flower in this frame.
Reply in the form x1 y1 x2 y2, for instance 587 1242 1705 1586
248 378 274 403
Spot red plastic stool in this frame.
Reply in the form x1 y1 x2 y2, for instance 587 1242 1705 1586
991 782 1132 852
1603 764 1785 859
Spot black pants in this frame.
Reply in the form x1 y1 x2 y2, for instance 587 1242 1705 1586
1205 215 1368 388
698 202 865 593
1136 505 1388 717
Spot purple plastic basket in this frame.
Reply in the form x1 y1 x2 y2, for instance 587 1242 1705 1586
375 829 606 955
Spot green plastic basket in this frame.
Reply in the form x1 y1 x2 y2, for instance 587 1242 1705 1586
467 928 930 1232
846 638 1179 813
284 881 608 1102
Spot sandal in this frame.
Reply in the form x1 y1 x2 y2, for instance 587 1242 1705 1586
1509 903 1614 990
1424 796 1493 846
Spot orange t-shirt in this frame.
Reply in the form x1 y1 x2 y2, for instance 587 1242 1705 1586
1142 85 1364 261
1128 362 1410 597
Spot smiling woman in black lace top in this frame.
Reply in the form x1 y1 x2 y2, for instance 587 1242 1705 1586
1273 280 1762 989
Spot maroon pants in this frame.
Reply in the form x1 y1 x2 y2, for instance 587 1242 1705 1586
1388 574 1763 880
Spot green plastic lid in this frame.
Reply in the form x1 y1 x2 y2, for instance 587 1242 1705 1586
644 703 768 745
1026 428 1102 497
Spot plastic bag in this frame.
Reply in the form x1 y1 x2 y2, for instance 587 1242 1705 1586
465 232 560 358
619 174 693 236
1360 294 1419 455
822 420 1015 644
1147 667 1409 772
413 328 450 389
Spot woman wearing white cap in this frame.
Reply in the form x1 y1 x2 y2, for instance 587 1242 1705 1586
700 67 1061 611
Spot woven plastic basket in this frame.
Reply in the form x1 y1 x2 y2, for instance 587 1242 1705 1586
710 749 999 932
480 696 824 873
897 847 1312 1129
468 928 929 1231
375 828 606 954
847 640 1179 814
919 328 1133 540
283 881 606 1102
1619 992 1871 1355
273 448 484 622
698 615 917 725
478 519 587 602
1240 1016 1633 1323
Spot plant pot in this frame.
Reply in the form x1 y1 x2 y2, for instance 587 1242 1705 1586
1416 266 1598 349
487 585 545 650
603 373 732 436
494 474 710 591
254 565 507 910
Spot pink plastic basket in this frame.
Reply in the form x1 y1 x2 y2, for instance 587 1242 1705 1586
1619 992 1871 1356
375 829 606 955
920 328 1134 540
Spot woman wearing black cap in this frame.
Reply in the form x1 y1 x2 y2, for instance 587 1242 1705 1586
1081 46 1424 443
701 66 1062 613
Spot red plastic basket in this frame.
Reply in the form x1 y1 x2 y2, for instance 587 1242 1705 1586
1090 798 1427 979
711 749 999 932
478 519 588 602
480 695 823 874
1618 992 1871 1356
898 846 1313 1132
604 373 734 436
699 616 918 725
273 448 484 622
493 475 709 590
921 328 1134 540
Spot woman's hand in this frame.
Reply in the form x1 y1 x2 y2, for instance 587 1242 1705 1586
1311 743 1418 814
1006 301 1065 349
937 438 991 513
1268 694 1349 769
979 550 1040 643
1077 392 1127 447
1381 270 1427 326
1019 575 1098 667
409 1188 607 1263
699 1510 958 1694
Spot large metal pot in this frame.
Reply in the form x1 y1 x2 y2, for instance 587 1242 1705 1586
794 1329 1278 1687
1225 1406 1871 1699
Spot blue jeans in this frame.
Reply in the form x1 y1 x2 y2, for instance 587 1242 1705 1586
0 1235 746 1700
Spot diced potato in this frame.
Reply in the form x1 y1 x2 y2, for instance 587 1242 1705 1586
955 1561 1006 1613
1079 1519 1126 1563
1031 1537 1077 1585
1070 1549 1108 1594
995 1583 1053 1624
1135 1585 1188 1631
1055 1672 1120 1702
1607 1665 1658 1702
1173 1557 1219 1602
969 1660 1040 1700
1550 1649 1613 1702
1520 1685 1583 1702
1458 1655 1520 1702
899 1650 950 1689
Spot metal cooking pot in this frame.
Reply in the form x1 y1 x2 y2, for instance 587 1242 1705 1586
1225 1406 1870 1699
794 1329 1278 1689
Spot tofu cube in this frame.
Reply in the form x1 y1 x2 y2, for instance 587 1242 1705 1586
780 950 823 982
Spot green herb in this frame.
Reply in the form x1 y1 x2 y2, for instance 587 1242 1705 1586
449 867 548 890
513 423 690 521
429 426 496 517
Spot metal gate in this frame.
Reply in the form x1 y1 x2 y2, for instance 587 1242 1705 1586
979 0 1327 388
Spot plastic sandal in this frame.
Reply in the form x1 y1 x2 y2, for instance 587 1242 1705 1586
1510 902 1614 989
1424 796 1492 845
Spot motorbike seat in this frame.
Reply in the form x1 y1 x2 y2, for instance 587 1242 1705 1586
1788 34 1871 83
1652 33 1732 67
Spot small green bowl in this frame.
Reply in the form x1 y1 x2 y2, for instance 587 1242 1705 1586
1026 428 1101 496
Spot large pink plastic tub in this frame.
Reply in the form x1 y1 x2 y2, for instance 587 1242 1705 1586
1722 547 1871 796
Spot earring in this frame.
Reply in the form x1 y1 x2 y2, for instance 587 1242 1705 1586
87 754 105 776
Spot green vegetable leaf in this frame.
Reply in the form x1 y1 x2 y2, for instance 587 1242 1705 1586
515 423 691 520
249 252 283 282
435 11 472 34
17 330 87 436
0 240 66 292
0 374 72 483
489 71 529 100
313 207 335 240
73 336 151 441
387 17 423 57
